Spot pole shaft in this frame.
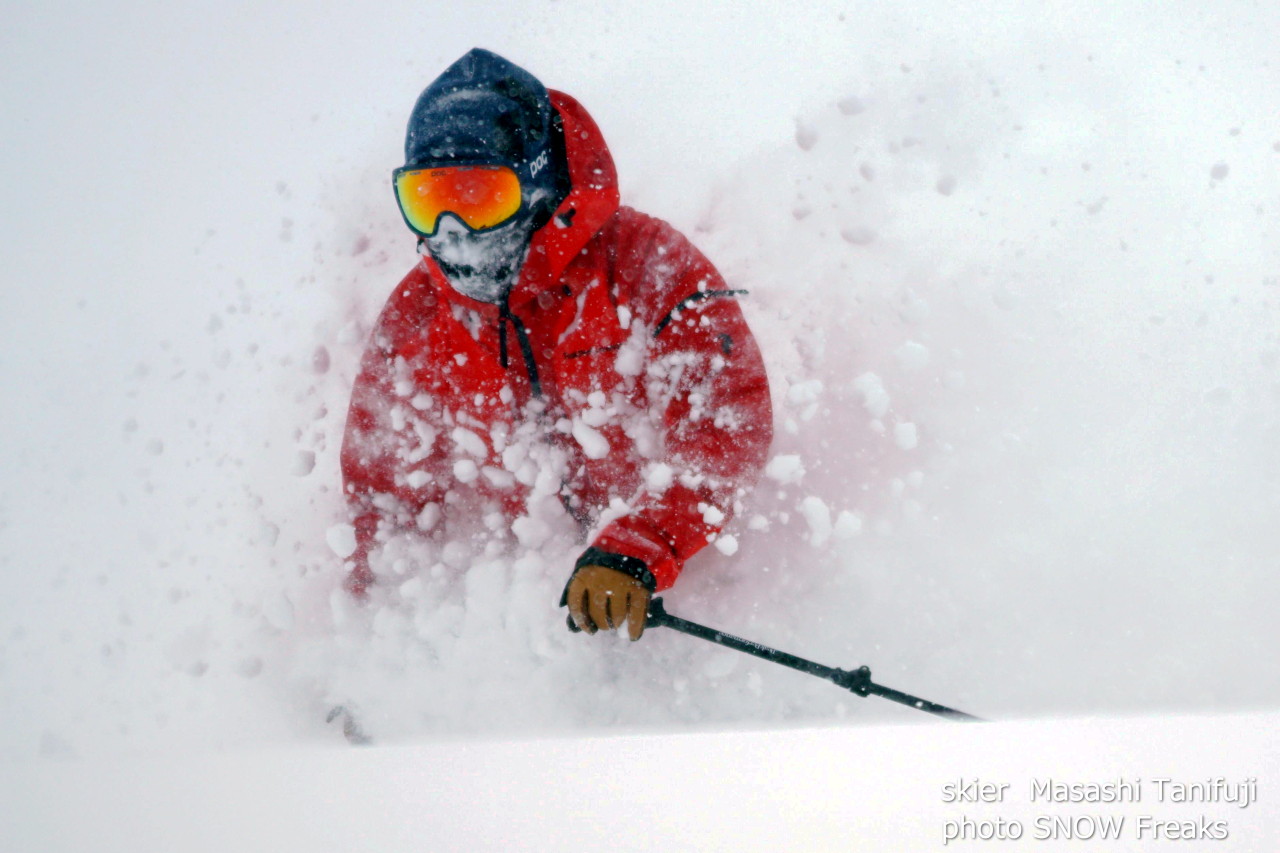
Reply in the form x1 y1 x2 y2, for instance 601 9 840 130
865 683 982 721
656 612 844 682
647 599 982 722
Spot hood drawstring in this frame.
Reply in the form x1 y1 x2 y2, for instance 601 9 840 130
498 300 542 399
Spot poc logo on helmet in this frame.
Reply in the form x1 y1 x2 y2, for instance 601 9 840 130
529 150 550 178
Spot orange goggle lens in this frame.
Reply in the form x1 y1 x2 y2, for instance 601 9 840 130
394 165 522 237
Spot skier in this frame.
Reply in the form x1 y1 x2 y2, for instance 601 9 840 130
340 48 772 640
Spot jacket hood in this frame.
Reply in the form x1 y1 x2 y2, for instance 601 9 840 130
507 89 620 306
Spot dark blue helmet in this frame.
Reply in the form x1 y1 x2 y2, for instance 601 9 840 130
404 49 570 228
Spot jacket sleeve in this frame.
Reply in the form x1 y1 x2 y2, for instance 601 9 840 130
586 215 773 590
339 283 447 595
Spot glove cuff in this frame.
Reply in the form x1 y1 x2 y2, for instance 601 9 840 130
575 546 657 591
558 547 657 606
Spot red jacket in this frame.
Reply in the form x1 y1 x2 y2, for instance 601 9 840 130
340 91 772 595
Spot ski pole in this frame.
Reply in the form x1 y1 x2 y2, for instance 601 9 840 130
568 597 981 721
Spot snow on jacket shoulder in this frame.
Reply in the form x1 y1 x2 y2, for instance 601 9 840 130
340 90 772 596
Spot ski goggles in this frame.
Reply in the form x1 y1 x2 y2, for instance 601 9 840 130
393 164 523 238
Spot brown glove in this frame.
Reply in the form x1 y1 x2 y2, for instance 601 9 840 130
566 564 652 641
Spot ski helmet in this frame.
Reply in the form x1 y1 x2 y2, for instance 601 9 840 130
403 48 571 230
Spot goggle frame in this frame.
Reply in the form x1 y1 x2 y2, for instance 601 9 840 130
392 159 527 239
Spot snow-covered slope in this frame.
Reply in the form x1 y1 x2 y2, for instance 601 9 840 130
1 0 1278 762
5 713 1277 852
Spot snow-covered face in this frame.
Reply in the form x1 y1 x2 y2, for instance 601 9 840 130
423 211 537 304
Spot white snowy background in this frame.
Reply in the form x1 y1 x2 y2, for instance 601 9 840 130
3 0 1279 764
